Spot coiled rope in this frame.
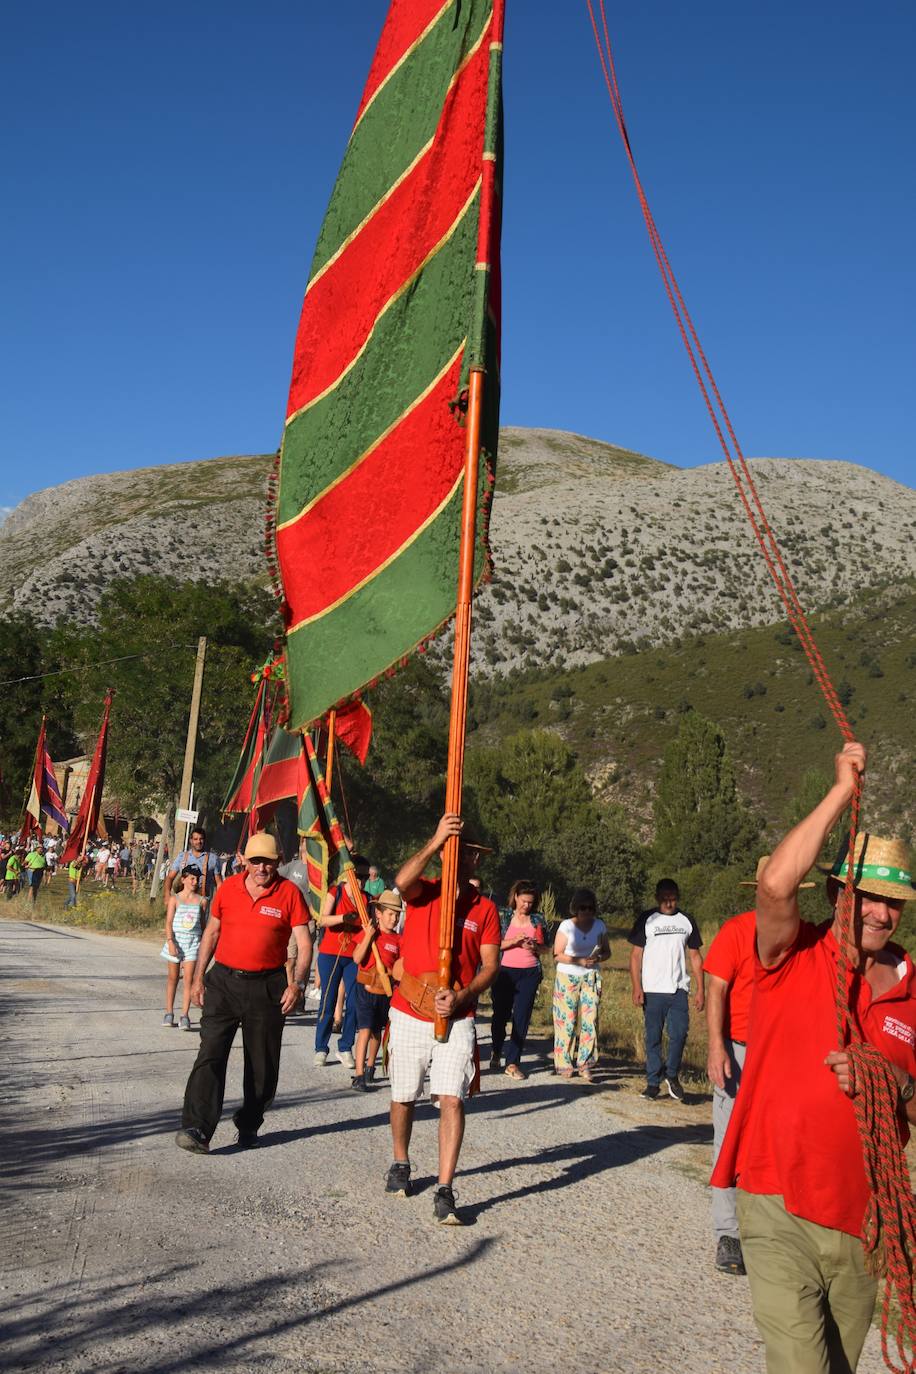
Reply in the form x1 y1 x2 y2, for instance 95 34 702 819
584 5 916 1366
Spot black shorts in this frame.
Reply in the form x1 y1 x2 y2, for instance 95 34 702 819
354 982 391 1036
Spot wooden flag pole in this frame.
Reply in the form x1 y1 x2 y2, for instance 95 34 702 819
75 783 96 894
435 367 485 1043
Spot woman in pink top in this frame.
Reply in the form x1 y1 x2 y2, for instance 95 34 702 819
490 880 548 1080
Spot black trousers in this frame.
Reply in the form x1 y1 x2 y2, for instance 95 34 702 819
490 965 542 1066
181 963 287 1140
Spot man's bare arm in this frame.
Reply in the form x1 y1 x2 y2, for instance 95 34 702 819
705 974 731 1088
394 813 462 901
629 945 644 1006
689 947 705 1011
757 742 865 967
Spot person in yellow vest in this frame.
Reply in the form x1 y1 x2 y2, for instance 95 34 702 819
23 845 47 904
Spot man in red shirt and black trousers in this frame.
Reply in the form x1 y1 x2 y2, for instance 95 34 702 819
385 813 500 1224
175 832 312 1154
713 743 916 1371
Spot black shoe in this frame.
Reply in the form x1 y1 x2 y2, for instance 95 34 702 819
385 1161 412 1196
489 1053 500 1071
665 1075 686 1102
640 1084 661 1100
236 1130 260 1149
365 1064 376 1083
715 1235 746 1275
351 1074 368 1092
175 1127 210 1154
433 1184 463 1225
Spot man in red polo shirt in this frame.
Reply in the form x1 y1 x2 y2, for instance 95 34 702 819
385 813 500 1225
175 832 312 1153
713 743 916 1371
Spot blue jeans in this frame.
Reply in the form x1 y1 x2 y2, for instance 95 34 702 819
64 880 78 909
643 989 689 1085
491 965 542 1066
314 951 357 1053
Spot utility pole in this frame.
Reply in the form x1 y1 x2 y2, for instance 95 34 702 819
150 636 207 901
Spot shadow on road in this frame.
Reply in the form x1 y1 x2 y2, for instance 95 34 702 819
0 1244 494 1372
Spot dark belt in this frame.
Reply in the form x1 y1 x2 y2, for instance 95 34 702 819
215 962 285 980
731 1039 747 1047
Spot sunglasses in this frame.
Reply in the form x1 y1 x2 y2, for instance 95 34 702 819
248 857 277 868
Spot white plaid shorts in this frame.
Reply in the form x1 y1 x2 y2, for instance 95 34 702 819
388 1008 477 1103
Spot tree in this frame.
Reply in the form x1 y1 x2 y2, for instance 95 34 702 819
653 711 760 868
48 576 280 824
464 729 646 913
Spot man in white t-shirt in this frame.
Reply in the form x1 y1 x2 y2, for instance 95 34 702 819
628 878 704 1102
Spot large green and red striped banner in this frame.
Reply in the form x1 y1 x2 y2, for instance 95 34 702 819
273 0 504 730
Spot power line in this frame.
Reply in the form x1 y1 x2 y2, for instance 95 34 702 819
0 646 201 689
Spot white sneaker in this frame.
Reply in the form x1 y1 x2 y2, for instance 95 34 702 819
313 1050 328 1067
339 1049 355 1069
305 987 321 1003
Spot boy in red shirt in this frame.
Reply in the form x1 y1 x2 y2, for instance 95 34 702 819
351 889 402 1091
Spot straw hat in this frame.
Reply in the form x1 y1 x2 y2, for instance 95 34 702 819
740 854 815 889
371 889 403 912
244 832 280 861
817 833 915 902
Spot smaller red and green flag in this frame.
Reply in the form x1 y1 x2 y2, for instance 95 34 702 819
297 732 353 918
222 677 271 817
332 698 373 766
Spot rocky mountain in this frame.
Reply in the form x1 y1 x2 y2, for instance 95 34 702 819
3 429 915 675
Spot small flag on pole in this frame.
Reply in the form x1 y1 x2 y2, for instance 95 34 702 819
61 694 112 864
24 718 69 836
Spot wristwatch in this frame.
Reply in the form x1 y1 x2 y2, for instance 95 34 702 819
900 1075 915 1104
295 980 306 991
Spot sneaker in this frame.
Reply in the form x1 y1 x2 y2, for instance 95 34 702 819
489 1052 501 1071
365 1064 377 1083
339 1049 355 1070
305 987 321 1004
433 1184 463 1225
178 1014 191 1031
175 1127 209 1154
385 1161 412 1197
715 1235 746 1275
351 1073 368 1092
665 1076 686 1103
640 1083 661 1099
236 1130 260 1150
313 1050 328 1067
162 1012 175 1028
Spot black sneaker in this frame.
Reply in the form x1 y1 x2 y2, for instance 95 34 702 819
640 1084 661 1100
365 1064 377 1083
665 1076 686 1103
433 1184 463 1225
385 1161 412 1197
351 1073 368 1092
236 1130 259 1149
175 1127 210 1154
489 1052 500 1071
715 1235 746 1275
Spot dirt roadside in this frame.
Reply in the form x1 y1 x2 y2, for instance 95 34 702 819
0 919 886 1373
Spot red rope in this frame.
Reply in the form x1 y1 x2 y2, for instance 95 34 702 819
583 6 916 1366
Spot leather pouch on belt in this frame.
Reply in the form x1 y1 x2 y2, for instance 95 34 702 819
357 965 388 996
398 969 460 1022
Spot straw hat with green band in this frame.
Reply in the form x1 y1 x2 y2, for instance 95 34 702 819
817 833 915 902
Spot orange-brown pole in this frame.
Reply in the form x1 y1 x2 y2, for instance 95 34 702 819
324 710 337 792
435 367 485 1042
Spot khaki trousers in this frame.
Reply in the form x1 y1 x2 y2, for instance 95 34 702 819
737 1192 877 1374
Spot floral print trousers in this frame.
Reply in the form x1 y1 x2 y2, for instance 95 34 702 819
552 970 601 1070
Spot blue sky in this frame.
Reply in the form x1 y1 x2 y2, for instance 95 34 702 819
3 0 913 511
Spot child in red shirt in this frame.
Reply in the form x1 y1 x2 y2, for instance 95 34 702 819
351 890 402 1090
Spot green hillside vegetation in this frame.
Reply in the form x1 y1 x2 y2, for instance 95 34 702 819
467 580 916 844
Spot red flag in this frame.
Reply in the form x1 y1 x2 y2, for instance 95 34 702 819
331 698 372 766
61 694 112 864
25 717 69 834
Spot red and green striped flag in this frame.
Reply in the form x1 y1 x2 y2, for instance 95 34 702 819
271 0 505 731
297 733 354 917
221 677 270 816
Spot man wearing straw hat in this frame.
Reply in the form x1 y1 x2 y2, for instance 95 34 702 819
704 856 816 1278
713 744 916 1371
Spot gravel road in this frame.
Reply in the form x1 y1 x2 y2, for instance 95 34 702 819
0 919 887 1374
